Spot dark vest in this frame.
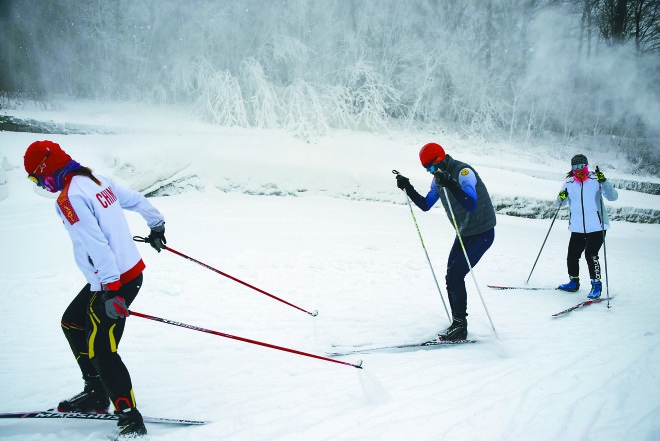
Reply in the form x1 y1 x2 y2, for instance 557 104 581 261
436 155 496 237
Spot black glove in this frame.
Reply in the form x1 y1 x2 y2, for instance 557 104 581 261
147 222 166 252
396 174 411 191
433 170 458 188
595 166 606 183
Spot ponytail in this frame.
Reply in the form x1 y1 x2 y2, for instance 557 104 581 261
73 166 101 185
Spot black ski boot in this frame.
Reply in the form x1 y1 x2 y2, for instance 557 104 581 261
58 375 110 413
438 316 468 341
116 407 147 438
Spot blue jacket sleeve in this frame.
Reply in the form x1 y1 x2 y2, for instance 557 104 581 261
405 181 439 212
447 169 477 212
447 184 477 212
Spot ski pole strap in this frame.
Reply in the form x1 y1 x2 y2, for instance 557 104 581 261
132 237 318 317
129 310 363 369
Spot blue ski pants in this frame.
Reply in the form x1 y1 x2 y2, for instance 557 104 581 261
445 228 494 318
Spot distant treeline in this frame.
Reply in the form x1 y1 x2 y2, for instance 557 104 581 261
1 0 658 171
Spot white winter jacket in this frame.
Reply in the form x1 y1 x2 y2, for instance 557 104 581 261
556 172 618 233
55 174 164 291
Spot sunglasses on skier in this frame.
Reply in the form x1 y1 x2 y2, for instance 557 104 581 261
426 161 445 173
571 163 586 170
28 174 44 187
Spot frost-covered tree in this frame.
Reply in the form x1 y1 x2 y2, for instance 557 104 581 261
0 0 658 170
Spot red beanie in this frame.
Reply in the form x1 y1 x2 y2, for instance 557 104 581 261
419 142 446 168
24 140 72 175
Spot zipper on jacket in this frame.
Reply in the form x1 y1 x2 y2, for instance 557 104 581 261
580 182 586 233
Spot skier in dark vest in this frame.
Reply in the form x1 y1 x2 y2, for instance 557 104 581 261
556 154 618 298
395 143 496 341
24 140 167 438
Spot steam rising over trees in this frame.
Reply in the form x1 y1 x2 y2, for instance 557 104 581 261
0 0 658 168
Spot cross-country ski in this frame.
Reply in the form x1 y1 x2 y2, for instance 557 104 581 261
0 409 208 425
552 296 615 317
327 339 478 356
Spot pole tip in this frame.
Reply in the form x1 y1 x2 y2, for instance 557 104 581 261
310 310 319 317
355 359 363 369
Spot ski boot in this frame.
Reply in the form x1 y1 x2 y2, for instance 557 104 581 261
587 279 602 299
558 276 580 292
58 375 110 413
116 407 147 437
438 316 468 341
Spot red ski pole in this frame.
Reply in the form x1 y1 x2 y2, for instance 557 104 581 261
134 237 318 317
130 310 362 369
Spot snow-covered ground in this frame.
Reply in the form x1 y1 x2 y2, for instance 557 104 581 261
1 102 659 441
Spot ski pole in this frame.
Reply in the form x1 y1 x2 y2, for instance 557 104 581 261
442 187 499 339
597 167 611 308
133 237 318 317
392 170 451 323
601 224 611 308
526 205 562 284
129 310 363 369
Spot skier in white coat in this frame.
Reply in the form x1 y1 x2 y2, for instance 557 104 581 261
24 140 166 438
556 153 618 299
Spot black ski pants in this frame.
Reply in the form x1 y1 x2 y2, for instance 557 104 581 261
566 231 605 280
60 273 143 412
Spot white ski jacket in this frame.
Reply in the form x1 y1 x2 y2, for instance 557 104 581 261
556 172 618 234
55 174 164 291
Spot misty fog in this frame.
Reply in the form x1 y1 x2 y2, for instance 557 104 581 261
1 0 659 174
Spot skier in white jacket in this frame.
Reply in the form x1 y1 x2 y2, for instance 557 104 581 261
24 140 166 438
555 154 618 299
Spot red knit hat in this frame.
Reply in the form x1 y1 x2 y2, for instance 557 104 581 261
419 142 446 168
24 140 72 175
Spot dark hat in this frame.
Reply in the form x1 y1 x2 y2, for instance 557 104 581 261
24 140 72 175
571 154 588 166
419 142 446 168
